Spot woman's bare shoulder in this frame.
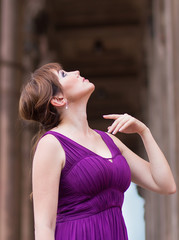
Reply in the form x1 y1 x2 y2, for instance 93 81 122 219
34 133 65 168
36 133 63 151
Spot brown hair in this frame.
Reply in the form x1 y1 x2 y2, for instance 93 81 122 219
19 62 63 199
19 62 62 127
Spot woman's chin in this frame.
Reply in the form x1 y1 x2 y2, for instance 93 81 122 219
90 82 95 92
84 84 95 100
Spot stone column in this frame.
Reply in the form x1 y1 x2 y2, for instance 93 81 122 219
145 0 179 239
0 0 24 239
20 125 34 240
19 1 47 239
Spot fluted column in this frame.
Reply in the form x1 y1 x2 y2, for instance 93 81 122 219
0 0 23 239
20 125 34 240
145 0 179 239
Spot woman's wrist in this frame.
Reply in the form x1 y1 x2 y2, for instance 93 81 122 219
138 125 150 138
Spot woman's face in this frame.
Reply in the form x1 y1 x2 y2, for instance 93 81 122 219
57 69 95 101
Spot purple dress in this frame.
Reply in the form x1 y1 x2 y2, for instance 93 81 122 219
43 130 131 240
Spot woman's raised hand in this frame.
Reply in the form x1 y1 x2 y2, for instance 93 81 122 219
103 114 147 135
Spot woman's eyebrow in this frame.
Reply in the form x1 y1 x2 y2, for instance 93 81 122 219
58 70 62 76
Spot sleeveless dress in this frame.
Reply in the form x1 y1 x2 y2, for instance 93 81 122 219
42 130 131 240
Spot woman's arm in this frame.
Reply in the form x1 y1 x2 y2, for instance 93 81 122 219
32 134 65 240
103 114 176 195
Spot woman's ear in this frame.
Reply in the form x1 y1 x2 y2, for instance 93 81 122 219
50 96 66 108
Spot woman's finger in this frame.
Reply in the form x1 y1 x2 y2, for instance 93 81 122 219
107 115 127 133
103 114 123 120
107 119 120 133
118 119 134 132
108 114 130 134
112 117 131 134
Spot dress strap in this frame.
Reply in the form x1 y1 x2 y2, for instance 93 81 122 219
41 131 87 157
41 131 89 177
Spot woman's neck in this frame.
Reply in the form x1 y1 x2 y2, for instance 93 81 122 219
55 102 91 135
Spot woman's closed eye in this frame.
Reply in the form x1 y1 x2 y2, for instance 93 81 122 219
60 70 67 78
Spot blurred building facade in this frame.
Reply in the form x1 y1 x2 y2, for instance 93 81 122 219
0 0 178 239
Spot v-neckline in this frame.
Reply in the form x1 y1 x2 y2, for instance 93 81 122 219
48 130 114 160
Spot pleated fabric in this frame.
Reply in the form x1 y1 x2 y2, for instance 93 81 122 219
42 130 131 240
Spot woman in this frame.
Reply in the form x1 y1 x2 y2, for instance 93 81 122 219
19 62 176 240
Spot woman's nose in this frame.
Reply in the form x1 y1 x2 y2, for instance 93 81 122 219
75 70 80 76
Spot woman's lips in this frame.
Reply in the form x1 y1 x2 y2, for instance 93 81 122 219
83 77 89 82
